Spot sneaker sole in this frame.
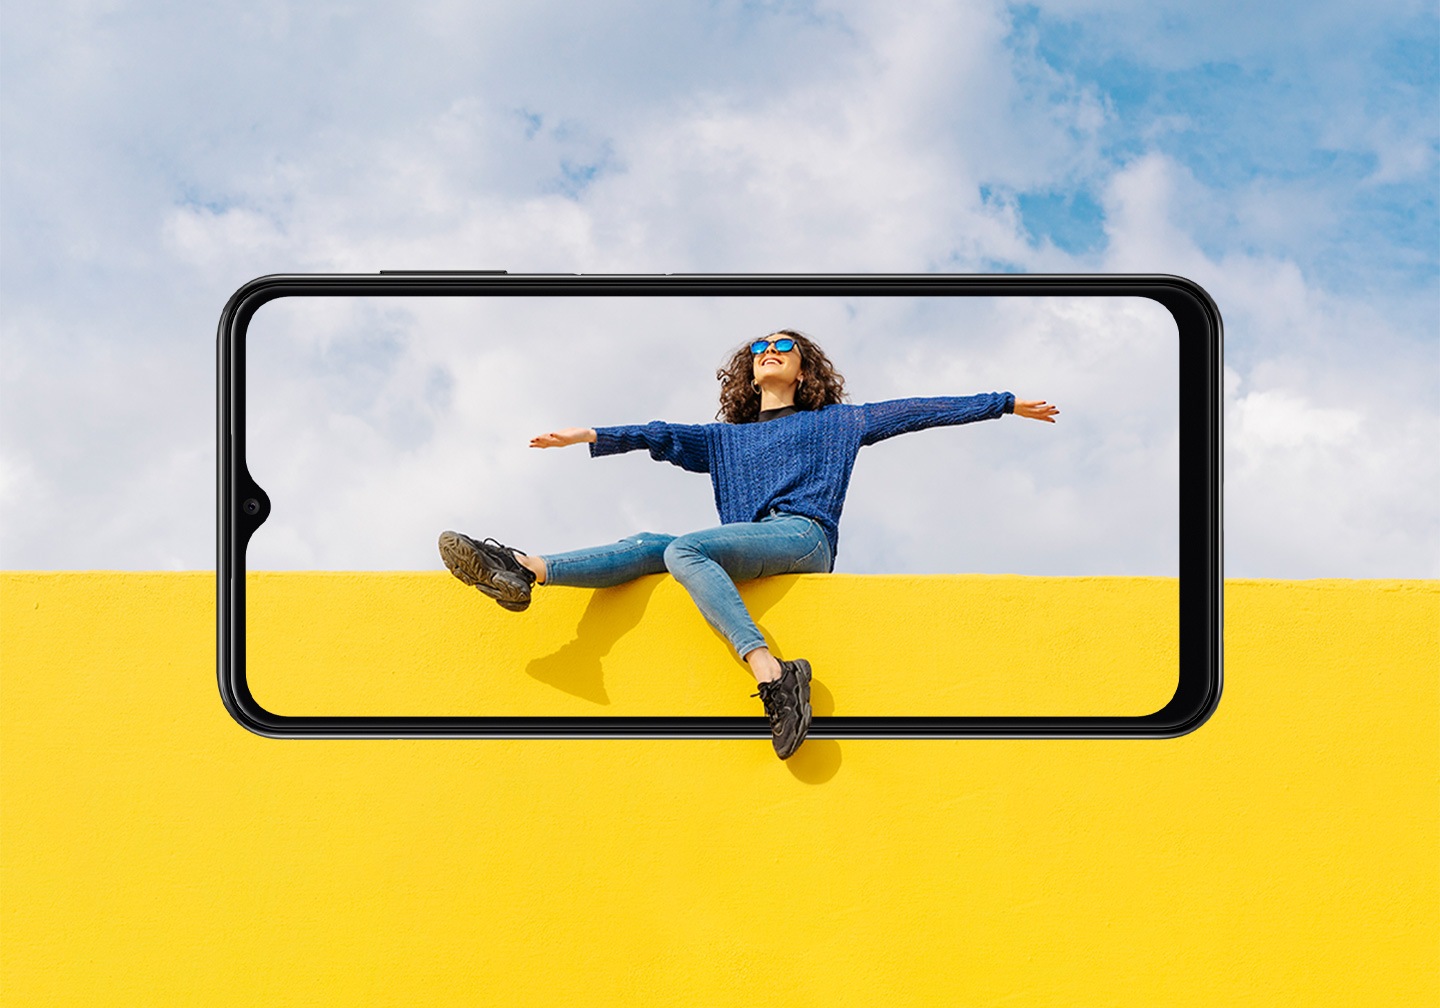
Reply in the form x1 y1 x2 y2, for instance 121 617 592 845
437 531 531 612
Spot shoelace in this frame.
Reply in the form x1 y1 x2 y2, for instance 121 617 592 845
750 681 790 715
479 537 529 573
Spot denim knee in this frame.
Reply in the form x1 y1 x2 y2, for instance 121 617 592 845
661 536 701 577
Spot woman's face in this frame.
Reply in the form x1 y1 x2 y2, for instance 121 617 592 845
751 334 803 388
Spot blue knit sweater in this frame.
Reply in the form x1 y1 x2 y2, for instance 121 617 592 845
590 393 1015 566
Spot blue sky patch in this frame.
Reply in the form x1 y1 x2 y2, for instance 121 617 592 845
1015 189 1106 255
1004 1 1439 293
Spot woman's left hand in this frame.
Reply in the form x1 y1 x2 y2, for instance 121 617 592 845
1014 400 1059 422
529 427 597 448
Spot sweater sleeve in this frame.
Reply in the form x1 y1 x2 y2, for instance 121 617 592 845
589 421 712 473
858 393 1015 447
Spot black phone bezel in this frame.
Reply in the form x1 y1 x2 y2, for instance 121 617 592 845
218 272 1222 739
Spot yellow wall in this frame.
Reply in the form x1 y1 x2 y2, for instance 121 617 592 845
245 572 1179 717
2 573 1436 1006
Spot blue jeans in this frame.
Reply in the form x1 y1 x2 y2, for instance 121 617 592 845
537 512 833 660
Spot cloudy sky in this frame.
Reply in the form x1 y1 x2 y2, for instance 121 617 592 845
245 292 1178 576
2 0 1436 577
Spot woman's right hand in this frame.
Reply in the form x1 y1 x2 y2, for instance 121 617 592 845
529 427 597 448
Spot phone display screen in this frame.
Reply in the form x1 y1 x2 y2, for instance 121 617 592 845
220 274 1220 738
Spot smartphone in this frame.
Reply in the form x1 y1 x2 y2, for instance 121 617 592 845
218 273 1221 739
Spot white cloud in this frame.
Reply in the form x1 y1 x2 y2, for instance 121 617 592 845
163 205 289 266
1231 388 1361 453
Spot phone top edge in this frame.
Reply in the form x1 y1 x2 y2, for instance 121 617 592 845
255 270 1208 278
226 271 1224 292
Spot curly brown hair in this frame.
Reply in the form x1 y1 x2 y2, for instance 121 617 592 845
714 329 848 423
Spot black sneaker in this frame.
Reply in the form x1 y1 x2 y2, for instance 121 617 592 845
437 531 536 612
751 658 812 760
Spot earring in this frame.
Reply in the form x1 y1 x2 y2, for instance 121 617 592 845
751 381 759 392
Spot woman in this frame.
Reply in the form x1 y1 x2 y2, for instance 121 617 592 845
439 330 1059 760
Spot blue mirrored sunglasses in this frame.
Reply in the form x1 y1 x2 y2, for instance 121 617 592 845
750 337 796 355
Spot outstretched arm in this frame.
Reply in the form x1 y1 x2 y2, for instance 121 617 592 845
859 393 1014 446
1013 400 1059 423
531 421 711 472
